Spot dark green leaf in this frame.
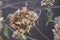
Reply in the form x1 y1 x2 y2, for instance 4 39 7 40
46 16 52 26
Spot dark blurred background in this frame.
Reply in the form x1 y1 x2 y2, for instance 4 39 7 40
0 0 60 40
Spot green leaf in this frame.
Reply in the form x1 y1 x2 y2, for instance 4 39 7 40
48 16 52 21
18 36 24 40
46 16 52 26
47 6 52 13
2 23 9 39
26 32 31 36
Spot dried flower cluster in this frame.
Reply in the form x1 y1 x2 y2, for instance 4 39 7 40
52 23 60 37
9 7 39 39
41 0 54 6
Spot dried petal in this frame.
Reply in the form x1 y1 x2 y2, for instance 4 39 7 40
0 17 4 21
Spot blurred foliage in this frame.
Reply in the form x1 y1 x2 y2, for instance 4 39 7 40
2 23 9 39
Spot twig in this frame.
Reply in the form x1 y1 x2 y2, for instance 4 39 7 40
38 9 41 16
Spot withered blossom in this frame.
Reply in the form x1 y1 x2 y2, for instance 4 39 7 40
9 7 39 39
52 23 60 37
41 0 54 6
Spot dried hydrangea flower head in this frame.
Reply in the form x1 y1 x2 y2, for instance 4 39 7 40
41 0 54 6
52 23 60 37
9 7 39 39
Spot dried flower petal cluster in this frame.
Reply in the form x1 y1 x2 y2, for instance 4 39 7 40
9 7 39 39
52 23 60 37
41 0 54 6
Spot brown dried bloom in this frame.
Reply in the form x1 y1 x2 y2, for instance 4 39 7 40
9 7 39 39
52 23 60 37
41 0 54 6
